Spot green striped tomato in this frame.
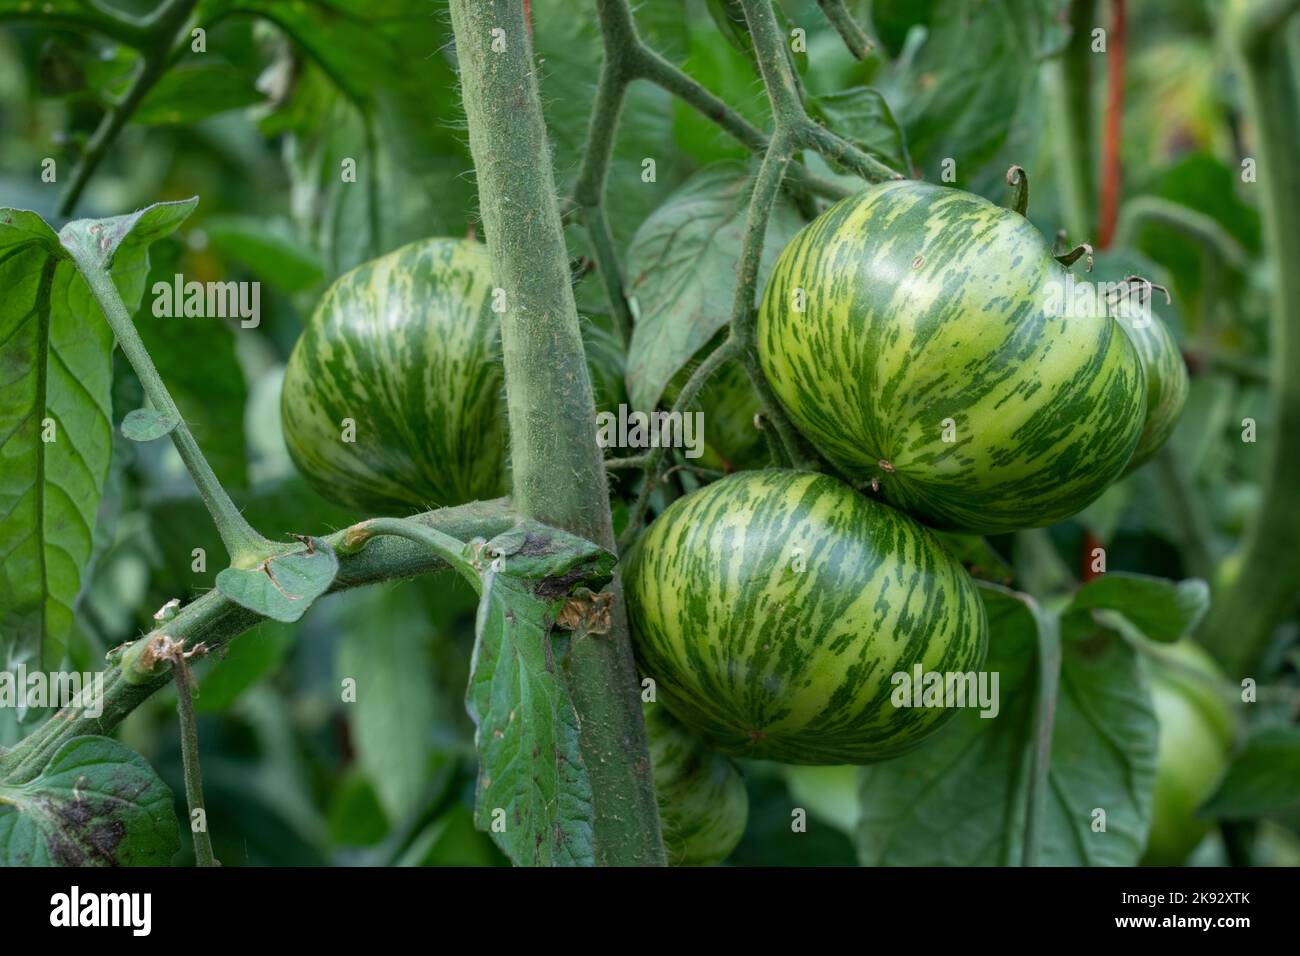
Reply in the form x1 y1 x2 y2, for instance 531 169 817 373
757 180 1147 534
626 469 988 764
1142 642 1233 866
644 702 748 866
281 238 507 512
1116 311 1187 474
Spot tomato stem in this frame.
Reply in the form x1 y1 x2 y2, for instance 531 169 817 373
65 240 273 567
450 0 666 867
1200 0 1300 674
815 0 875 60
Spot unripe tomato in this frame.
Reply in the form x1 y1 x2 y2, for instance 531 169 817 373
758 181 1147 534
626 469 988 764
1142 641 1234 866
281 238 507 512
644 701 748 866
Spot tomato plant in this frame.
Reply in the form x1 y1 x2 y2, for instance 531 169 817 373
0 0 1296 883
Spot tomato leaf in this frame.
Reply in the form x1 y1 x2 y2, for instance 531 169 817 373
856 584 1157 866
0 736 180 866
215 537 340 623
0 199 193 669
1199 725 1300 822
1064 572 1210 644
624 165 803 412
808 87 911 176
465 523 616 866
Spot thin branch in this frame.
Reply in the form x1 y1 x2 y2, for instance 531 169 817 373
617 337 742 552
815 0 875 60
165 640 217 867
66 234 272 566
0 500 518 786
57 0 199 216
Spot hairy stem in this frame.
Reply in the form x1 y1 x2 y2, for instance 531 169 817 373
169 647 216 867
1201 0 1300 674
816 0 874 59
449 0 664 866
0 500 517 786
65 241 270 566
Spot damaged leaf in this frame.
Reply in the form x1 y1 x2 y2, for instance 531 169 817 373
464 521 615 866
0 736 180 866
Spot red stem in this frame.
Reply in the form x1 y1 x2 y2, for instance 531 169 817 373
1097 0 1126 249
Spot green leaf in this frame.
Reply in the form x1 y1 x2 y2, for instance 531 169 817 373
203 215 325 293
0 736 180 866
1199 725 1300 822
334 584 460 825
624 165 804 411
219 0 478 271
857 584 1157 866
121 408 177 442
1064 573 1210 644
532 0 681 250
134 61 266 125
0 200 191 668
58 198 199 279
892 0 1061 194
809 87 912 175
133 238 248 488
215 537 339 623
465 523 616 866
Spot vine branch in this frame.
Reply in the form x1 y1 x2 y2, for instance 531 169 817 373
449 0 664 867
165 639 217 867
573 0 901 349
0 500 518 787
66 237 272 566
815 0 875 60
